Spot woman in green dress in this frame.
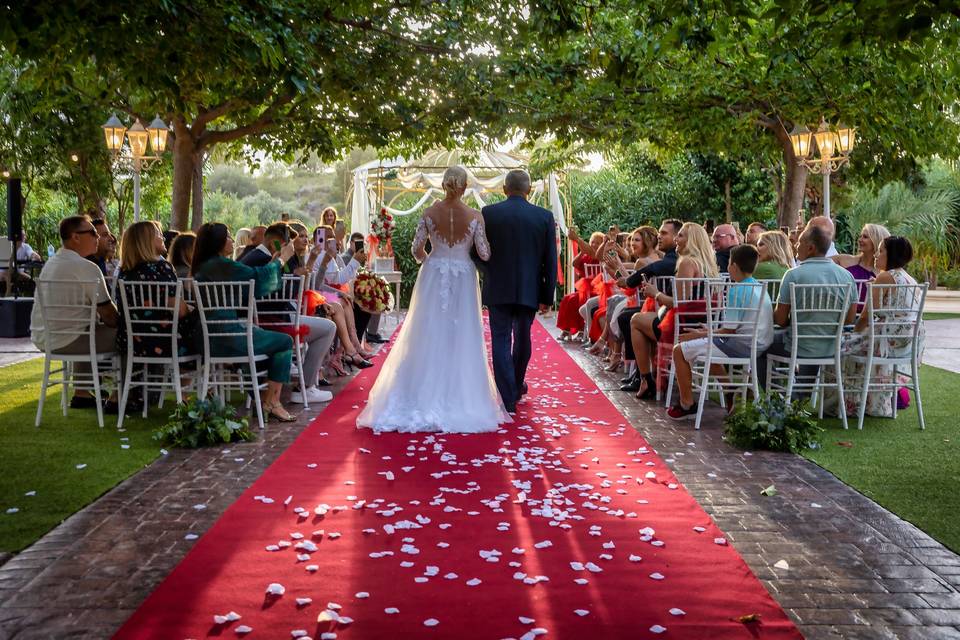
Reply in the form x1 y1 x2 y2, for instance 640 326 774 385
753 230 793 280
191 222 298 422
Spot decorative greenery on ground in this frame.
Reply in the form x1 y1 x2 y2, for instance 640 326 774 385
724 392 823 453
0 359 166 553
155 397 253 449
804 365 960 553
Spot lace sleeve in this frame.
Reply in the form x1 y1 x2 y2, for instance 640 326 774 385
412 216 429 264
473 216 491 261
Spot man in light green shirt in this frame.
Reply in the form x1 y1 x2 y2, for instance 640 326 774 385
759 225 856 389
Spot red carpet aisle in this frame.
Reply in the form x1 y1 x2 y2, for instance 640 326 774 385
115 322 802 640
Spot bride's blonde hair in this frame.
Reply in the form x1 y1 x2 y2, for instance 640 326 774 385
442 166 468 197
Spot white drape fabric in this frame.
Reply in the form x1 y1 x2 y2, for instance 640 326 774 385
349 151 567 237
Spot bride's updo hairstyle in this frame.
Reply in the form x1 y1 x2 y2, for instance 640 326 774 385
442 166 468 197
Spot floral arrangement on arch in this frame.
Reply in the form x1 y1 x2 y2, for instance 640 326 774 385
370 207 396 256
353 268 394 314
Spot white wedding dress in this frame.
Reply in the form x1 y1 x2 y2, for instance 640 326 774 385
356 213 512 433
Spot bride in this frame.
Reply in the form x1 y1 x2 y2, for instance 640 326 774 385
356 166 512 433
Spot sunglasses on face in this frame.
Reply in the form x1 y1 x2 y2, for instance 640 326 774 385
76 228 99 237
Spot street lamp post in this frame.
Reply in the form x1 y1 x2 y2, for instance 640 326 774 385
102 114 169 222
788 118 855 219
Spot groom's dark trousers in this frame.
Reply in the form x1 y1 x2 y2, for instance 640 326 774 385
488 304 537 411
477 194 557 412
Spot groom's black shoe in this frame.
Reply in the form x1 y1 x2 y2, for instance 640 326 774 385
505 404 517 413
366 332 388 344
520 383 528 396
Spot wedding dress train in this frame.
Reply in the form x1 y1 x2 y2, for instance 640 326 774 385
356 215 512 433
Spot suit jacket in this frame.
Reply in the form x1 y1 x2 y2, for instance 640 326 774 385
240 245 272 268
624 248 678 288
479 195 557 309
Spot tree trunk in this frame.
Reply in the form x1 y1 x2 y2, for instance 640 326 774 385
191 150 205 230
724 179 732 222
772 125 808 229
170 118 196 231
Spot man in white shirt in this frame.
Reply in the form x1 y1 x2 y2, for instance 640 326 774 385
30 216 120 409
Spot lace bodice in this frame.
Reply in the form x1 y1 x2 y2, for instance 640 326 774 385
411 215 490 264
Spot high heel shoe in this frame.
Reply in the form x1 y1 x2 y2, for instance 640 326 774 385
328 351 348 377
635 377 656 400
346 353 374 369
266 401 297 422
605 358 622 372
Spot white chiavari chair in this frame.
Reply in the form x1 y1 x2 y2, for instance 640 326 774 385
193 280 269 429
847 282 927 430
766 282 853 429
116 280 201 428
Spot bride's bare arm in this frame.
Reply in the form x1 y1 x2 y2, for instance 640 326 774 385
473 214 491 261
412 215 429 263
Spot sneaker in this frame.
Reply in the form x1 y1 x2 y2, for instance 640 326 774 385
290 387 333 404
666 404 697 420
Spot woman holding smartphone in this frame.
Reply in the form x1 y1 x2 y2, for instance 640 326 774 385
311 225 374 367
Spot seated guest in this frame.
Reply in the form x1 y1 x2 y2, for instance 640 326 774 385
711 223 740 272
759 225 857 390
191 223 300 420
753 230 794 280
832 223 890 309
167 232 196 279
609 220 682 391
244 222 338 403
87 218 117 276
241 222 292 267
1 229 42 294
805 215 839 257
745 221 766 246
237 225 266 261
823 236 924 417
556 228 604 340
629 222 718 399
30 216 119 409
233 228 253 259
162 230 180 258
343 230 387 344
312 225 375 362
667 244 774 419
115 221 199 411
596 226 661 370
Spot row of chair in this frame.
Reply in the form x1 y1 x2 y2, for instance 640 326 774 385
34 274 311 430
646 277 926 430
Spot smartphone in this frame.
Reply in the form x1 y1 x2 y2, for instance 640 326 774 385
314 228 326 245
325 238 337 251
353 239 364 253
272 239 282 252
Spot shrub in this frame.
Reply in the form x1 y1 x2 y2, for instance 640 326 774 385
154 397 255 448
723 393 823 453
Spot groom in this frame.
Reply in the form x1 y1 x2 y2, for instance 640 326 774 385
477 169 557 413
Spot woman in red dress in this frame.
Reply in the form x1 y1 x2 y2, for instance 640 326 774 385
557 228 605 340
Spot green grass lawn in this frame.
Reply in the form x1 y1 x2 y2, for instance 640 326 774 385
805 365 960 553
0 359 166 552
922 312 960 321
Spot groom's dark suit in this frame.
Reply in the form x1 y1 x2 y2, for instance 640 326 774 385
478 195 557 412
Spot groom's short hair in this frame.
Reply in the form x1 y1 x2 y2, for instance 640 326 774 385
504 169 531 195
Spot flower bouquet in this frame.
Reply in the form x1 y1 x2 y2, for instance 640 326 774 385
370 207 396 257
353 268 394 314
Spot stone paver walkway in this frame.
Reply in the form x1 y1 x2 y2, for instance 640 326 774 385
0 317 958 639
0 337 39 369
923 319 960 375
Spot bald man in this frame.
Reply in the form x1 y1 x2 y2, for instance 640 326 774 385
805 216 839 257
711 223 740 272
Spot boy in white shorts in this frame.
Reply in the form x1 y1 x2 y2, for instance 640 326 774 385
667 244 774 420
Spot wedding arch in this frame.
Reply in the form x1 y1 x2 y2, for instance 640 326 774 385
348 149 574 289
348 149 569 234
